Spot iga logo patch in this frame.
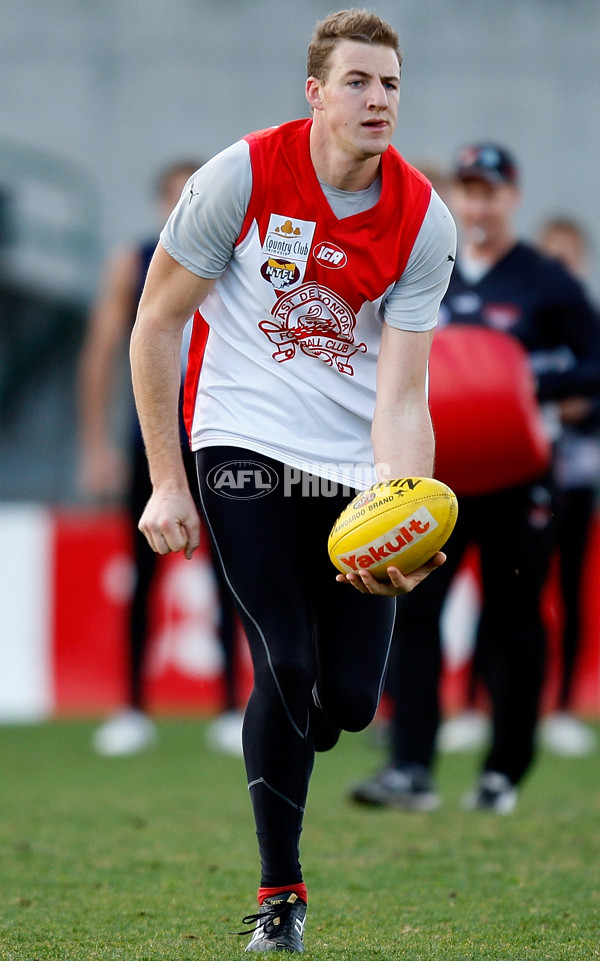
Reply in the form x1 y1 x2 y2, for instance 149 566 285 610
313 242 347 269
259 283 366 375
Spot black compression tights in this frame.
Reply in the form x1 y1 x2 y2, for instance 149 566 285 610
196 447 396 887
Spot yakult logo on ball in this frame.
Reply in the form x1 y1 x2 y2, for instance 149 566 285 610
207 460 279 499
336 506 439 572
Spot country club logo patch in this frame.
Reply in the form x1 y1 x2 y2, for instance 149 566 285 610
260 214 316 289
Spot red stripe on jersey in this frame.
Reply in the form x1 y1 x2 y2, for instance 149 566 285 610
183 309 210 443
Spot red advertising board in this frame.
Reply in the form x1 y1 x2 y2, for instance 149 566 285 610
50 510 251 716
40 507 600 718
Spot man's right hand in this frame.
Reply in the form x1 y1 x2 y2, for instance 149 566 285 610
335 551 446 596
138 486 201 560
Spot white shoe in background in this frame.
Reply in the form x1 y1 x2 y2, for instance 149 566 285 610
206 710 244 757
539 712 597 757
462 771 517 814
437 709 489 753
349 764 441 811
92 709 157 757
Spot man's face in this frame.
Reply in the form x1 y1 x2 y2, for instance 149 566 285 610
308 39 400 161
449 178 520 247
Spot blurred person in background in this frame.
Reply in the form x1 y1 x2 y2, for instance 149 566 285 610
78 160 245 758
439 216 600 759
437 216 600 757
350 143 600 814
536 216 599 757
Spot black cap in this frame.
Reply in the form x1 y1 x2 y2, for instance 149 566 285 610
453 143 519 186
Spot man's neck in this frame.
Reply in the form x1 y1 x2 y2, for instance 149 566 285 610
309 124 383 192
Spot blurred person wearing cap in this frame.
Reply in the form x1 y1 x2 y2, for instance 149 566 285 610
438 214 600 759
350 143 600 814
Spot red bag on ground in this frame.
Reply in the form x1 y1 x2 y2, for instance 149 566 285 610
429 324 551 496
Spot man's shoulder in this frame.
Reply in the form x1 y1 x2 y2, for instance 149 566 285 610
509 240 546 267
512 240 582 290
508 239 567 274
244 118 309 146
499 241 590 312
382 148 435 229
392 147 431 182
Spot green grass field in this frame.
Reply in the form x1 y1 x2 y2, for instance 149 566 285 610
0 718 599 960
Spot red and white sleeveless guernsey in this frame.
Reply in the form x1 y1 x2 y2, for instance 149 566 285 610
182 119 435 488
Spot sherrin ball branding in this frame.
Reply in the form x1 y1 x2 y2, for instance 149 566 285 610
328 477 458 579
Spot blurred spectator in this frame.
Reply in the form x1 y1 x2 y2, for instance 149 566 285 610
536 216 599 757
350 143 600 813
438 216 600 758
78 160 245 756
538 217 591 281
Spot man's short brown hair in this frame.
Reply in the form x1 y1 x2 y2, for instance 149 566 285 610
307 8 402 82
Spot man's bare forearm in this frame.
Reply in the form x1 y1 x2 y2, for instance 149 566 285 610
130 315 188 491
372 398 435 482
129 244 215 493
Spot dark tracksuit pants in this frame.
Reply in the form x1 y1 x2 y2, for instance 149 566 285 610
387 477 556 786
196 446 396 886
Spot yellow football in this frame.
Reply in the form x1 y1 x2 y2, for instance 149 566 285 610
328 477 458 579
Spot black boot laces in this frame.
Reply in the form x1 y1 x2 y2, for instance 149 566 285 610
236 894 297 937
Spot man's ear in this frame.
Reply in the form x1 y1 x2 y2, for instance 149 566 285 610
305 76 324 111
